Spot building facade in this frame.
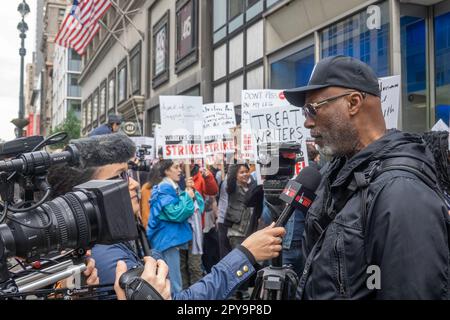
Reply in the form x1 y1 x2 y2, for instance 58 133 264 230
51 47 82 129
79 0 148 137
40 0 67 136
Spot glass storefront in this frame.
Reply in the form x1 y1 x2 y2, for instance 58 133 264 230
435 11 450 126
321 1 390 77
270 45 315 89
401 15 427 132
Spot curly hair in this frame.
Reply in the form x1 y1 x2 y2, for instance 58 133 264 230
47 164 98 197
421 131 450 193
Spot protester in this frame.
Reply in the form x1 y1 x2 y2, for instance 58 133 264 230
282 55 449 299
421 131 450 211
88 114 123 137
140 164 162 230
147 160 204 294
215 168 232 259
179 162 218 289
224 163 256 299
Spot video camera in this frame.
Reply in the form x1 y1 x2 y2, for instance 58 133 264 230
258 142 303 218
128 145 153 172
0 134 138 298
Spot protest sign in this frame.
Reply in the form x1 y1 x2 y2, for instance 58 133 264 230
249 106 309 175
203 103 236 165
379 75 401 129
241 90 291 160
160 96 204 160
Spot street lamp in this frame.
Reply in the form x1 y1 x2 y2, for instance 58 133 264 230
13 0 31 138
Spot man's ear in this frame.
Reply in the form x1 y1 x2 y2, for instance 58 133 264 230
348 92 364 116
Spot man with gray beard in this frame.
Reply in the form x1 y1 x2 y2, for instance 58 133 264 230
283 55 449 299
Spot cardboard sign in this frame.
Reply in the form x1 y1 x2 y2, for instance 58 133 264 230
160 96 204 160
241 90 291 160
379 75 401 129
203 103 236 161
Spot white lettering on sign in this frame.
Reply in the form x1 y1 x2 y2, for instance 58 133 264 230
367 5 381 30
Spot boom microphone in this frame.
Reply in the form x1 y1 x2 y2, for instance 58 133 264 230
275 166 322 228
70 133 137 169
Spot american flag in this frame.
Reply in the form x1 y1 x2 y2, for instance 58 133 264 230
55 0 111 55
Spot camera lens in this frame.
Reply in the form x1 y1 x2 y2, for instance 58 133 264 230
0 190 99 260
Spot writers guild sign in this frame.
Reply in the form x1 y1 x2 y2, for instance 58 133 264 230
123 122 138 136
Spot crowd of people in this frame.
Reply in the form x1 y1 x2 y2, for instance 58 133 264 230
5 55 449 300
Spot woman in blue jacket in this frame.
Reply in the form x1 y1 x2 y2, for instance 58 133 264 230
147 160 204 294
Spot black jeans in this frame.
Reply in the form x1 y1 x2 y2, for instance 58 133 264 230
217 223 232 259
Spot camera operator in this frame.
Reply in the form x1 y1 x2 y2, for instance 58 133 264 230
48 133 286 300
88 114 123 137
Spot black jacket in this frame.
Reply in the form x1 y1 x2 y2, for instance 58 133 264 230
298 130 450 300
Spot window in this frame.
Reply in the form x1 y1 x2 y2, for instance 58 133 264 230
229 75 244 107
86 96 92 125
213 0 227 32
100 81 107 121
146 107 161 136
68 100 81 120
130 43 141 95
68 49 81 72
246 0 263 21
176 0 198 73
153 12 170 88
214 44 227 80
321 2 390 77
229 33 244 73
246 20 263 64
435 11 450 127
118 60 127 104
82 101 86 128
229 0 245 20
108 70 116 112
401 15 427 132
59 8 66 17
246 65 264 89
214 83 227 103
92 89 99 126
68 74 81 97
271 45 315 89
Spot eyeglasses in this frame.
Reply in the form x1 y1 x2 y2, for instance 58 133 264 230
108 171 130 182
301 91 367 118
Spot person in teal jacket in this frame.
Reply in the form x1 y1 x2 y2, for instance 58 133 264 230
147 160 204 294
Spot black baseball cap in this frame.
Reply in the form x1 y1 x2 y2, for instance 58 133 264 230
284 55 381 107
108 114 123 125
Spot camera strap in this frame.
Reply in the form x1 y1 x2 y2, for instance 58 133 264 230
124 277 164 300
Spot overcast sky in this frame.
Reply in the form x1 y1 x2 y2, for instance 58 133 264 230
0 0 37 142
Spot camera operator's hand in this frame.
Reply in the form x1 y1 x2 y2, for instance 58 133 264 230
241 223 286 261
114 257 172 300
84 250 99 286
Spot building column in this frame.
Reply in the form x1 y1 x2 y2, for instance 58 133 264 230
389 0 402 129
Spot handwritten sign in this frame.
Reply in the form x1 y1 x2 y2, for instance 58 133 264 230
241 90 291 160
203 103 236 162
379 76 401 129
160 96 204 160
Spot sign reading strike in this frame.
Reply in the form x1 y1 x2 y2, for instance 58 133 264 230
379 75 401 129
203 103 236 159
160 96 204 160
241 90 291 160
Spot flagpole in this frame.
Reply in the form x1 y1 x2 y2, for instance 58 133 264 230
108 0 144 40
98 20 129 53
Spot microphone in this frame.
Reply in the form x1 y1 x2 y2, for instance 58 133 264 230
274 166 322 228
69 133 137 169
